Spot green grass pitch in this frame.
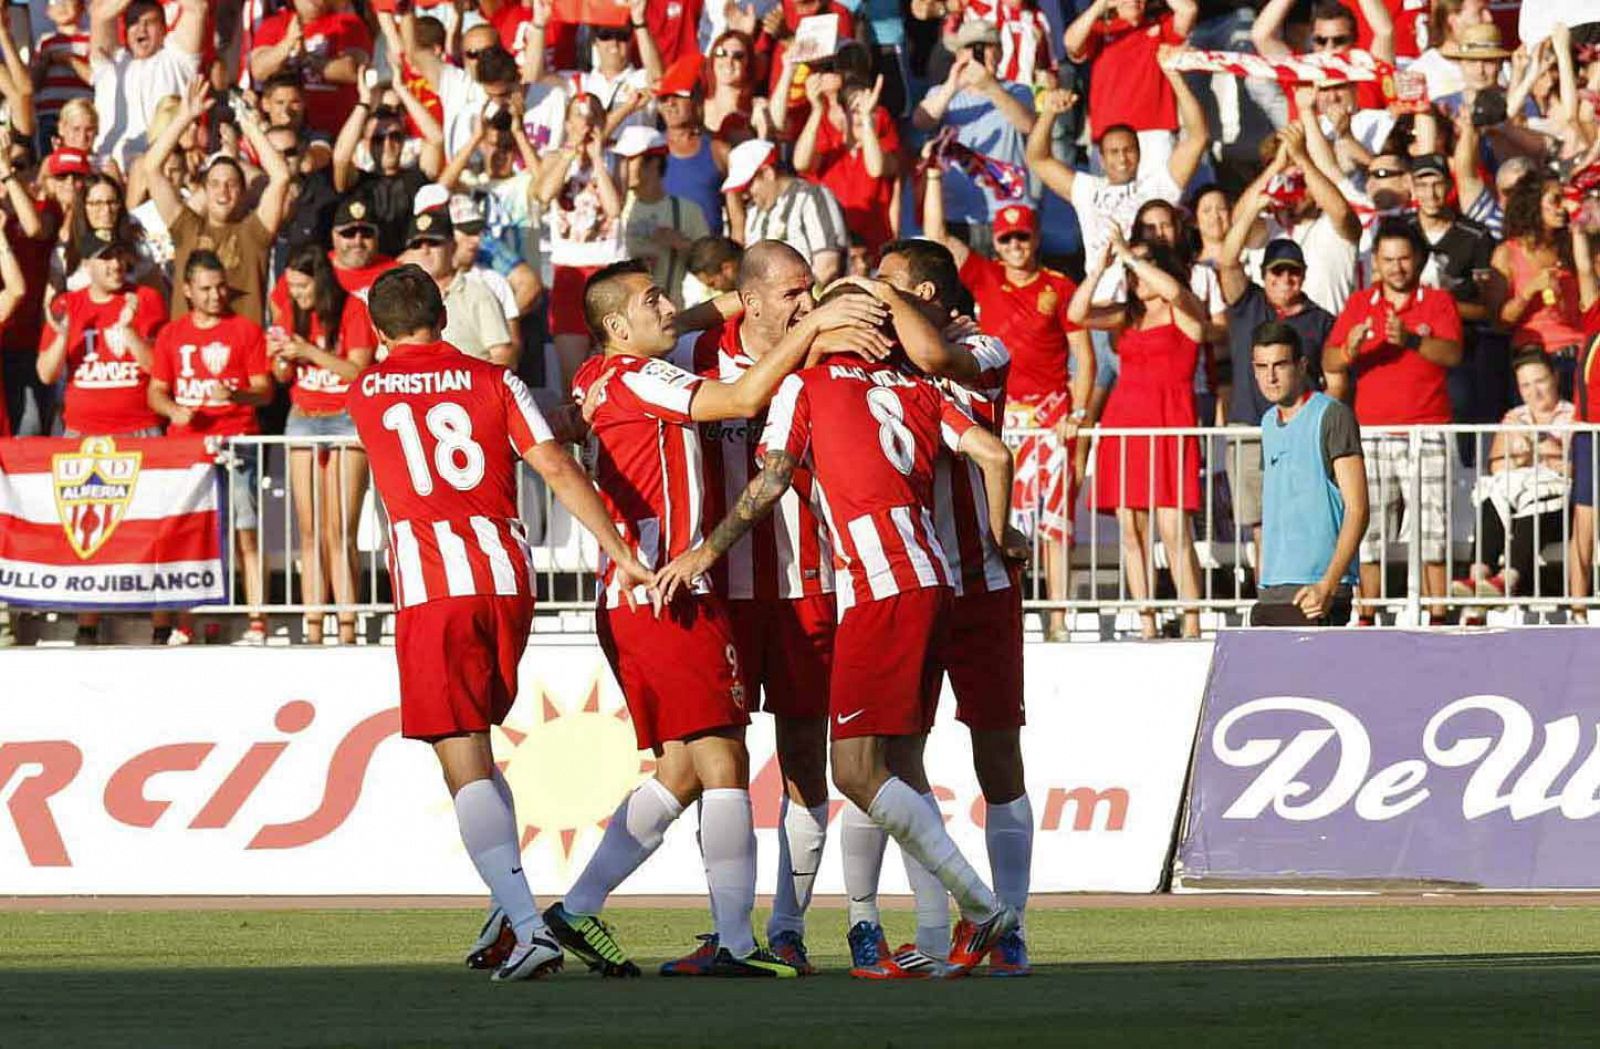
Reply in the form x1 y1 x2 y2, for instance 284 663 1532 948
5 904 1600 1047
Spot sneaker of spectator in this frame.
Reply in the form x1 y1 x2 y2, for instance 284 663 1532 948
87 0 205 172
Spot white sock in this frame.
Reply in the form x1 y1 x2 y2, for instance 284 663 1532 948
904 792 951 959
868 777 997 922
453 778 542 942
566 778 682 916
768 796 829 940
695 799 718 928
699 788 757 957
986 796 1034 921
490 767 516 810
840 801 887 927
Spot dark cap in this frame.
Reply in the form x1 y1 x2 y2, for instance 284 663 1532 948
1262 238 1306 272
1410 153 1450 181
406 207 454 245
332 195 377 232
78 226 130 261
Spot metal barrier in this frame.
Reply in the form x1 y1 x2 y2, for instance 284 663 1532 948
196 424 1600 637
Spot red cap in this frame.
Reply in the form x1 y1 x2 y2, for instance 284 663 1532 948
45 148 91 178
654 52 704 98
992 204 1037 238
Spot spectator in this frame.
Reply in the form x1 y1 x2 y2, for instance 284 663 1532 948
1253 0 1396 111
701 29 757 144
1245 123 1362 317
615 126 709 308
264 122 340 280
1453 350 1575 614
88 0 205 172
1026 72 1209 301
144 79 289 325
761 0 858 141
1409 153 1504 443
1410 0 1497 99
660 81 729 237
35 226 168 645
523 0 663 137
912 21 1035 247
56 170 164 295
924 190 1094 640
1324 220 1463 623
1218 222 1335 547
793 74 900 253
683 234 741 305
126 92 202 214
147 250 272 644
1568 219 1599 622
448 192 526 353
956 0 1058 89
722 139 848 286
534 91 621 391
640 0 704 69
268 243 377 647
0 134 57 436
1070 231 1210 640
1191 184 1231 270
332 70 445 257
247 0 371 140
398 207 515 367
51 96 98 157
33 0 92 151
1249 321 1368 628
1493 171 1586 398
1064 0 1197 177
1433 23 1522 121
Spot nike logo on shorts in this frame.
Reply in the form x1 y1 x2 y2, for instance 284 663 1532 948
836 710 866 725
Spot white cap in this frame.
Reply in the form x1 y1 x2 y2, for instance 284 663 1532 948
612 126 668 158
413 183 450 215
721 139 776 194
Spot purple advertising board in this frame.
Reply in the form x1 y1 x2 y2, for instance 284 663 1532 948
1175 629 1600 891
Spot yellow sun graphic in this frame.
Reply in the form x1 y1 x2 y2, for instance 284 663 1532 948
492 678 652 869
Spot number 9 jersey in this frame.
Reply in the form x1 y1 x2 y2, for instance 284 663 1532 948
348 340 554 610
758 360 977 614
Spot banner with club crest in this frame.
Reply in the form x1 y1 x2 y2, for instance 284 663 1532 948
0 436 226 609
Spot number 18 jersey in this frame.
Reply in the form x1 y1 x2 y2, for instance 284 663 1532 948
348 340 553 609
758 360 975 614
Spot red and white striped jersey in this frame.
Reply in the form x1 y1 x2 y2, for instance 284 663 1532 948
36 30 91 122
672 325 835 602
759 361 975 614
961 2 1056 84
934 334 1014 596
572 351 707 608
347 340 552 610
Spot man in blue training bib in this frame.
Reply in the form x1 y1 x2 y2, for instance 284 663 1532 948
1250 321 1370 627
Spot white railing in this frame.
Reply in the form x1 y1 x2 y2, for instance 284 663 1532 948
176 424 1600 638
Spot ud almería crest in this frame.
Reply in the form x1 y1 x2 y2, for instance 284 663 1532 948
51 436 142 559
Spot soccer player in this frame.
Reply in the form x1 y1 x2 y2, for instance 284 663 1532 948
658 283 1023 978
667 241 971 974
542 259 889 979
347 265 655 982
863 240 1036 976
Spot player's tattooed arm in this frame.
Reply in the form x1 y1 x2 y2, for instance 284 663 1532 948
654 450 798 603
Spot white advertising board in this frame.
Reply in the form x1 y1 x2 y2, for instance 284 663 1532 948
0 641 1210 895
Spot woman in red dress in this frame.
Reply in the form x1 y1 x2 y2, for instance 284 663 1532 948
1069 230 1209 638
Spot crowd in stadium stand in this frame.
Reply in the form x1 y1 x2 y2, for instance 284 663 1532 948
0 0 1596 645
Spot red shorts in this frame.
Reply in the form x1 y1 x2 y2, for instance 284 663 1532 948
597 593 750 752
549 264 601 337
943 586 1026 731
829 587 951 740
728 594 836 720
394 595 534 740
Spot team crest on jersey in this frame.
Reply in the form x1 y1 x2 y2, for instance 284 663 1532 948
200 340 230 375
1036 287 1058 315
51 436 141 560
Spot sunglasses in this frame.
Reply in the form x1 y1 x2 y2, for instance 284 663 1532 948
713 48 748 60
996 232 1033 244
1368 167 1407 179
1313 34 1353 47
594 28 630 41
464 47 489 60
336 226 376 239
374 130 407 144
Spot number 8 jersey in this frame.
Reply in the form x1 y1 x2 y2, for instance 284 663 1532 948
348 340 554 609
759 360 977 614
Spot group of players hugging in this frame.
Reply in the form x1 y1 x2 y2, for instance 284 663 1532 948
347 236 1034 983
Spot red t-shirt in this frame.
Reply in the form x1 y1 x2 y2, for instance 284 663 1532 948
150 314 269 436
51 286 168 435
958 252 1081 402
2 204 61 354
647 0 705 67
1327 285 1462 425
269 282 380 413
767 5 857 141
805 105 900 251
1355 0 1425 61
253 10 372 137
1078 13 1184 137
330 252 397 298
1579 301 1600 423
493 5 579 70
